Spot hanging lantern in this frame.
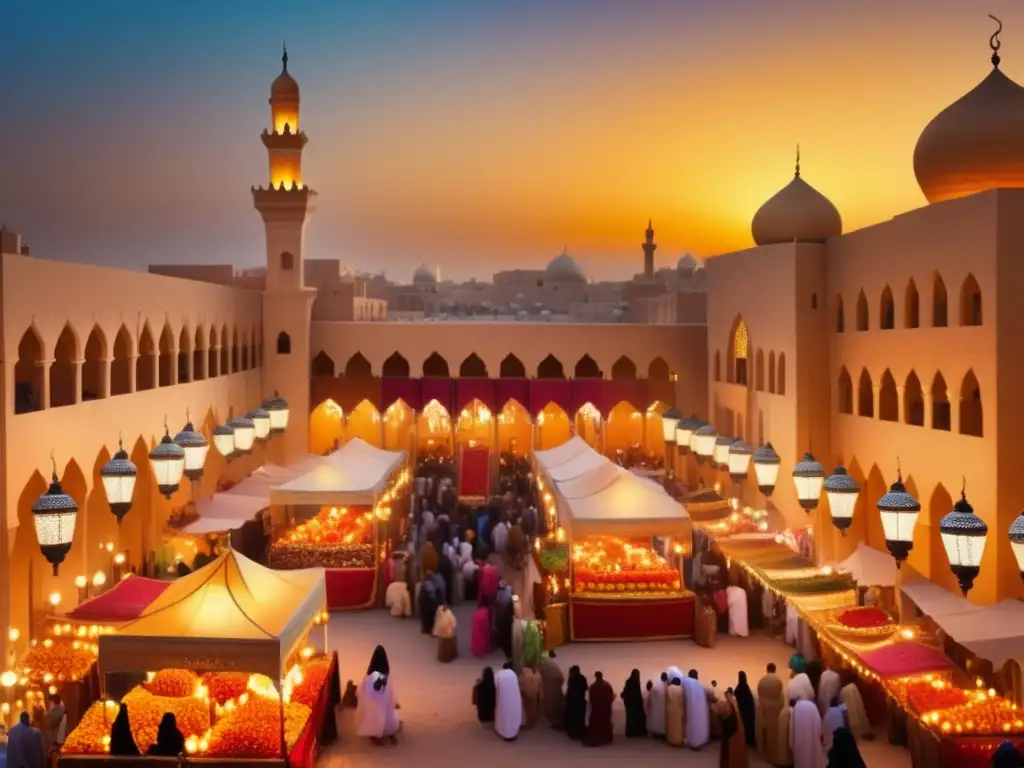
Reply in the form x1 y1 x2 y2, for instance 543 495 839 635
792 452 825 512
660 408 682 442
824 465 860 536
1008 511 1024 585
32 457 79 576
149 424 186 499
174 416 210 482
752 443 781 497
939 485 988 597
728 440 753 483
212 423 236 459
227 415 256 454
691 424 718 465
713 435 735 470
878 465 921 567
248 407 272 443
262 391 290 434
99 437 137 526
675 414 700 453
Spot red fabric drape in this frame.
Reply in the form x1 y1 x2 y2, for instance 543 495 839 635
529 379 571 415
495 378 530 412
568 379 603 416
324 568 377 610
381 377 422 411
455 378 496 414
67 576 169 622
570 596 695 640
420 378 454 414
605 379 649 414
459 446 490 497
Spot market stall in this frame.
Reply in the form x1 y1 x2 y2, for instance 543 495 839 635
269 439 408 610
60 550 337 768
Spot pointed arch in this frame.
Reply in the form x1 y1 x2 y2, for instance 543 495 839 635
933 272 948 327
777 353 786 396
537 354 565 379
931 372 950 430
837 367 853 414
178 326 192 382
276 330 291 355
611 356 637 381
193 325 206 379
344 352 373 378
835 295 845 333
905 279 920 328
857 368 874 417
727 316 749 384
208 325 219 378
311 351 335 377
382 352 410 377
573 355 601 379
768 351 776 393
252 326 261 366
231 326 240 372
51 323 79 408
14 326 44 413
647 357 670 380
878 369 898 421
240 328 250 371
905 371 924 426
136 322 156 391
158 322 175 386
220 323 229 374
754 349 765 391
713 351 721 382
959 369 983 436
459 353 488 378
960 273 982 326
880 285 895 330
110 325 133 395
499 354 526 378
82 325 107 399
856 290 869 331
422 352 450 378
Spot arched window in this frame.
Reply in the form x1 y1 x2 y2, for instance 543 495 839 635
933 273 948 327
537 354 565 379
422 352 450 378
931 372 950 430
856 290 869 331
382 352 410 377
905 279 920 328
960 369 983 436
51 324 79 408
311 351 335 376
648 357 670 380
754 349 765 391
459 353 488 377
835 296 845 333
837 368 853 414
281 252 294 271
878 369 898 421
880 285 895 330
768 351 776 393
960 274 982 326
729 318 749 385
14 326 44 413
276 331 291 355
904 371 924 426
611 356 637 380
499 354 526 378
777 354 786 396
345 352 373 378
858 369 874 417
574 355 601 379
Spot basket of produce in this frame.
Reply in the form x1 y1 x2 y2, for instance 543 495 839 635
828 606 898 642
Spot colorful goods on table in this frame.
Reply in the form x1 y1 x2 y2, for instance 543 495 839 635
270 505 375 570
858 642 953 679
829 606 898 642
62 653 331 758
895 677 1024 737
20 624 115 685
572 536 681 597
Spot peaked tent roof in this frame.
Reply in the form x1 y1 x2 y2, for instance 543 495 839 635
834 543 898 588
545 449 609 483
270 438 405 506
65 576 170 624
99 550 324 679
534 436 596 470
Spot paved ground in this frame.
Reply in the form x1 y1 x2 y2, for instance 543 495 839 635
320 604 911 768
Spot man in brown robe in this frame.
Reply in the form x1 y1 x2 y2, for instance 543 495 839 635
520 667 542 728
756 662 787 765
538 651 565 729
584 671 615 746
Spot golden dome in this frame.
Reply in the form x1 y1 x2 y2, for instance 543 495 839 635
913 30 1024 204
271 47 299 99
751 150 843 246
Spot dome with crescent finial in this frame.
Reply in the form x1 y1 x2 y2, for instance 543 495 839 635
913 17 1024 204
271 45 299 98
545 249 587 283
751 148 843 246
413 264 438 284
677 253 698 275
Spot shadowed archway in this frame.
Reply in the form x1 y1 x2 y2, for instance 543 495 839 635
51 323 79 408
344 352 373 378
311 351 335 377
537 354 565 379
422 352 450 378
574 355 601 379
459 353 488 378
382 352 410 377
499 354 526 378
610 356 637 380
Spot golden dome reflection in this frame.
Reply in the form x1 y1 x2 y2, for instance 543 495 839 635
751 147 843 247
914 16 1024 204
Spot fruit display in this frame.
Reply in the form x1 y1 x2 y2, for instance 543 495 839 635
21 635 102 685
906 678 969 715
63 690 210 754
206 694 310 758
270 506 376 570
290 657 331 708
201 671 250 705
572 537 681 597
921 687 1024 736
146 668 199 698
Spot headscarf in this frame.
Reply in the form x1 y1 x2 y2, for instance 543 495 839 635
827 727 866 768
734 671 757 745
148 712 184 756
368 645 390 676
475 667 497 722
109 704 140 756
789 653 806 675
992 741 1024 768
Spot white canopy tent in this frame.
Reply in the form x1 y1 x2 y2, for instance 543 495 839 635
99 550 325 680
833 543 899 588
534 436 597 470
270 438 405 507
546 449 610 483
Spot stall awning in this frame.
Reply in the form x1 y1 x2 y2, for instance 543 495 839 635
534 436 596 470
66 576 170 624
834 543 898 588
546 450 609 483
270 438 405 506
99 550 325 679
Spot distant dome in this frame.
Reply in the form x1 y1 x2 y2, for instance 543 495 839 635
545 250 587 283
271 49 299 98
413 264 437 284
677 253 698 274
914 38 1024 204
751 156 842 246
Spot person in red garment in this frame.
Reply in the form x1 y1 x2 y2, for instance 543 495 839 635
584 671 616 746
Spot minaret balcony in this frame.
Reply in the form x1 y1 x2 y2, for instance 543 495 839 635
261 129 309 150
251 184 317 210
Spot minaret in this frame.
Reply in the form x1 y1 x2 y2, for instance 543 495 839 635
642 218 657 279
253 45 316 460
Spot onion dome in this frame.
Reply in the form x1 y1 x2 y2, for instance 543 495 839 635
413 264 438 284
677 253 698 275
913 19 1024 203
545 249 587 283
751 147 842 246
271 45 299 98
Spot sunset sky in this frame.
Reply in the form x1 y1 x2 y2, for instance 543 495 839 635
1 0 1019 281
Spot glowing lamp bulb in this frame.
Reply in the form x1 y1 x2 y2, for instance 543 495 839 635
92 571 106 588
74 576 87 589
7 628 19 642
48 592 61 607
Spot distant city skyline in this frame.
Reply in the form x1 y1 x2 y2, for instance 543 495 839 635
0 0 1018 282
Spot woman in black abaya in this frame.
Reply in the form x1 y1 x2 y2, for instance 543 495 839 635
621 669 647 737
564 665 589 740
473 667 497 724
733 671 757 747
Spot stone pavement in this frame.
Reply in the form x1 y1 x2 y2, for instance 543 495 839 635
319 603 911 768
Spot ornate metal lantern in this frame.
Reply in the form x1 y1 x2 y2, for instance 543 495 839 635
212 423 236 459
248 407 272 443
939 485 988 597
1008 511 1024 585
752 443 781 496
227 415 256 455
824 465 859 536
149 424 186 499
792 452 825 512
878 466 921 567
32 457 79 575
262 392 290 434
713 435 735 471
675 414 701 454
728 440 753 483
99 437 137 525
691 424 718 465
174 416 210 482
660 408 682 442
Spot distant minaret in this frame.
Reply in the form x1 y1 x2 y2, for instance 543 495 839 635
642 218 657 279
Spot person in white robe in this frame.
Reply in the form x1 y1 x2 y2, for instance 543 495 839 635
790 699 825 768
356 672 400 743
494 663 523 741
785 604 799 646
821 701 849 751
680 673 710 749
492 520 509 555
817 669 842 716
646 672 668 737
787 673 815 703
385 580 412 617
726 585 750 637
458 541 474 568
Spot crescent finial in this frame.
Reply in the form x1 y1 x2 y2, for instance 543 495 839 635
989 15 1003 68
